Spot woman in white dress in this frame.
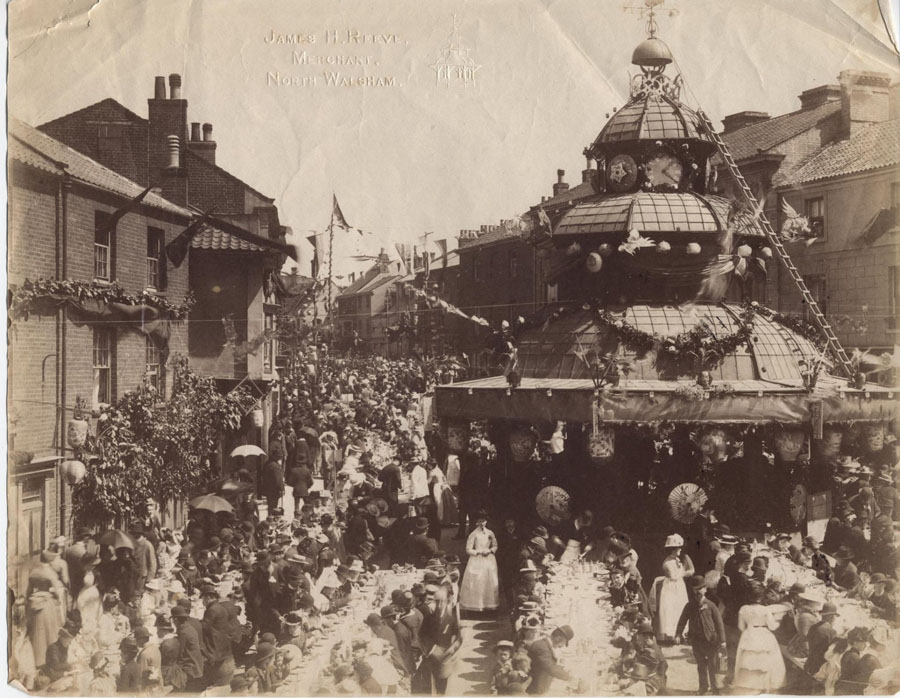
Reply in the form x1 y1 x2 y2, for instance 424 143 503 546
733 583 786 693
655 533 694 643
429 461 458 526
459 512 499 612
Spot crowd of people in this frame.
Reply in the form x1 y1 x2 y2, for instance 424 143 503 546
8 344 900 696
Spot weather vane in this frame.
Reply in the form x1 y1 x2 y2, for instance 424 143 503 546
623 0 676 38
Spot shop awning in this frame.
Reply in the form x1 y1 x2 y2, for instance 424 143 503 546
434 375 897 424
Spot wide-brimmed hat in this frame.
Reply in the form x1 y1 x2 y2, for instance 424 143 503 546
871 573 888 584
820 602 839 617
688 575 707 591
715 533 739 545
145 578 164 591
551 625 574 645
494 640 515 651
664 533 684 548
255 642 276 663
833 546 855 560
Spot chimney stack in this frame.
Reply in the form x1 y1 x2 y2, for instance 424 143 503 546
190 123 217 164
169 74 182 99
154 76 167 100
552 169 569 196
202 123 213 141
721 111 770 133
838 70 891 139
582 156 595 184
190 122 201 141
799 84 841 110
166 135 180 169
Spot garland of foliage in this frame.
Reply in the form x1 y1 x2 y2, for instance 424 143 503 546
71 356 254 528
748 302 827 350
10 278 195 321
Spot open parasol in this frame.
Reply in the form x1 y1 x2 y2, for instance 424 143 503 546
229 444 266 458
217 479 254 498
535 485 572 526
668 483 708 524
98 529 136 550
189 494 234 514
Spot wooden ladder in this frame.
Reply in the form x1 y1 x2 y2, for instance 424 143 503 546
697 110 854 378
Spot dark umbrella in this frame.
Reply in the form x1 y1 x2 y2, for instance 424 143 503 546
98 529 136 550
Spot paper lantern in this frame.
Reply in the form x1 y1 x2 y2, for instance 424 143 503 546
509 427 537 462
586 253 603 273
66 419 89 448
813 427 843 462
737 244 752 258
446 421 470 453
698 427 728 463
588 426 615 463
771 427 806 462
686 242 701 255
566 242 582 256
862 423 885 452
656 241 671 253
598 243 614 258
61 460 86 485
760 247 773 259
251 409 265 428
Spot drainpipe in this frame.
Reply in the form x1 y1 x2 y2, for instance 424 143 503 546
58 176 70 535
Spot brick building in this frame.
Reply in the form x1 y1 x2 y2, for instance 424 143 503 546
37 73 296 453
720 70 900 358
8 118 194 587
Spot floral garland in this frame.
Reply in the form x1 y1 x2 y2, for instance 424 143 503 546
748 302 826 350
10 278 195 321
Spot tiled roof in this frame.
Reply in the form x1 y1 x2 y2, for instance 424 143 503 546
775 119 900 187
190 223 267 252
594 96 710 144
9 118 190 217
337 270 400 298
554 192 764 237
721 101 840 162
184 150 275 205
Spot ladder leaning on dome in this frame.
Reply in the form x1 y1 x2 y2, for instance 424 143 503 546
696 109 855 379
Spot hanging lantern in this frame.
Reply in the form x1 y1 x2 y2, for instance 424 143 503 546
686 242 701 255
586 253 604 273
698 427 728 463
862 423 885 452
760 247 773 259
656 241 671 253
589 426 616 463
771 427 806 462
251 409 265 428
737 244 752 258
813 427 843 462
509 426 537 462
61 460 86 486
67 419 89 448
446 420 470 454
598 243 614 258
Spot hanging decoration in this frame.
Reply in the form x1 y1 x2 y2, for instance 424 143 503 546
813 427 844 462
697 427 728 463
589 426 616 463
770 426 807 462
668 483 708 524
862 422 885 452
509 426 538 462
445 420 470 453
251 408 265 428
536 485 572 526
61 460 87 486
790 483 809 525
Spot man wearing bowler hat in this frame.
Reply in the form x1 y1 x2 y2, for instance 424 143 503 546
527 625 574 694
676 576 726 695
805 602 839 676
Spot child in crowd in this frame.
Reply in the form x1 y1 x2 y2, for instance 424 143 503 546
490 640 515 694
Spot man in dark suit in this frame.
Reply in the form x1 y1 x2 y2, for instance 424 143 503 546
409 517 439 568
260 445 285 511
805 602 839 676
676 576 726 695
285 461 313 516
527 625 574 695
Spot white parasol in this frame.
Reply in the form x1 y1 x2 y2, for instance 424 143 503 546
668 483 708 524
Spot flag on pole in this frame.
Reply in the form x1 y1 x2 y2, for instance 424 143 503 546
307 232 321 278
332 194 352 232
435 239 448 268
538 207 552 234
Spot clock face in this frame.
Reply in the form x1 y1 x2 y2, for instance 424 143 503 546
645 152 684 189
606 154 638 192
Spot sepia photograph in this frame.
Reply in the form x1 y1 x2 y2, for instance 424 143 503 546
5 0 900 694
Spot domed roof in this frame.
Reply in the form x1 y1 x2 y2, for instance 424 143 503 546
514 304 822 383
554 192 764 238
595 96 710 144
631 37 673 67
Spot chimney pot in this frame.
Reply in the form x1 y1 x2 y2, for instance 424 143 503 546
190 122 201 141
552 169 569 196
154 76 167 100
169 74 182 99
557 169 565 183
202 123 213 141
166 134 180 169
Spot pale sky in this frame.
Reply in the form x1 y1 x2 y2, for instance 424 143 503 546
8 0 900 274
